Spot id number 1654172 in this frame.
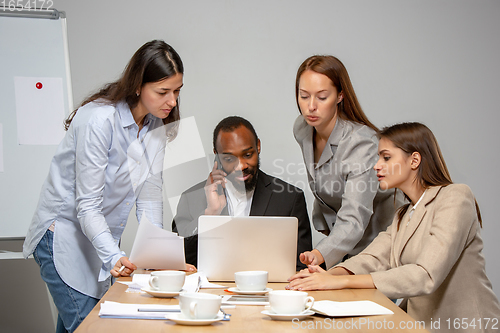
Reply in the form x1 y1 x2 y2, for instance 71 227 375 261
1 0 54 11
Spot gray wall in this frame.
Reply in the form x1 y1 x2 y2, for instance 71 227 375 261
57 0 500 294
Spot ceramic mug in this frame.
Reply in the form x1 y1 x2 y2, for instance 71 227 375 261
268 290 314 314
179 292 222 319
148 271 185 292
234 271 268 291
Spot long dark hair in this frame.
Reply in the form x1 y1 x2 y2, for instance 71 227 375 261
64 40 184 139
296 55 378 132
380 122 482 226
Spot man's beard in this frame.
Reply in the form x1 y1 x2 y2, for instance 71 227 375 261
243 164 259 192
226 158 260 193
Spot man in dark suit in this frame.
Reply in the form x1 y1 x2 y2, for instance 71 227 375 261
172 116 312 270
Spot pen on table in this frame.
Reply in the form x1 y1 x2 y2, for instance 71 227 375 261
138 306 235 312
137 308 180 312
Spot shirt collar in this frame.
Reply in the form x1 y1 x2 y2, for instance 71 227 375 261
411 189 427 212
117 101 136 128
225 180 254 216
327 117 345 146
225 180 254 201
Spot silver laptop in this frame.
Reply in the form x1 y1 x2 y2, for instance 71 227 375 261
197 215 298 282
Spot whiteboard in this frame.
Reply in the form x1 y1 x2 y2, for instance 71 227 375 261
0 13 72 238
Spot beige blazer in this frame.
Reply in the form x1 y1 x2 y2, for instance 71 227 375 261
294 116 399 268
339 184 500 332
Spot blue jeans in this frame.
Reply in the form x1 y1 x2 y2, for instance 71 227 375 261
33 230 99 333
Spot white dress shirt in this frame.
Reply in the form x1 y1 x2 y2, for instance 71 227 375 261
224 180 254 217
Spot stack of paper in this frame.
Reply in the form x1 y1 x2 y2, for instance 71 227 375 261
99 301 231 320
311 300 393 317
99 301 180 319
118 274 150 293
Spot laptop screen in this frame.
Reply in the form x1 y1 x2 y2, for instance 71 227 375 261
197 215 298 282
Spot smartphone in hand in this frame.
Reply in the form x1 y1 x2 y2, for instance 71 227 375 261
214 154 224 194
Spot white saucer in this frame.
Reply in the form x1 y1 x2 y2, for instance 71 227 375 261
167 313 224 326
228 287 272 295
141 287 181 298
261 310 315 321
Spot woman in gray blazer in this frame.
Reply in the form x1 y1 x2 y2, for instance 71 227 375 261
294 55 397 269
288 122 500 332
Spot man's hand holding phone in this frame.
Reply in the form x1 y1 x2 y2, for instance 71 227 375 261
204 158 227 215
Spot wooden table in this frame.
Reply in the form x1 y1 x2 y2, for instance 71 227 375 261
75 276 429 333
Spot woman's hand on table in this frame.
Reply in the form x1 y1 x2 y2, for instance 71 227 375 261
286 265 344 291
288 264 326 282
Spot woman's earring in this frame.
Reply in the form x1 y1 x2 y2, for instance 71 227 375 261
136 92 139 96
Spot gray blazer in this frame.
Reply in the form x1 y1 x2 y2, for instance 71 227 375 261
339 185 500 332
293 116 398 268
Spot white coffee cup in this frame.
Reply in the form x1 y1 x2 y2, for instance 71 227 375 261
179 292 222 320
234 271 268 291
148 271 185 292
268 290 314 314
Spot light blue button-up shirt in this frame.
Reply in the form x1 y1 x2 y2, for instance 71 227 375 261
23 100 168 298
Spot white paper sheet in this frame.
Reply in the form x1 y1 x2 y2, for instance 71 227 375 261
163 116 205 169
99 301 229 320
14 76 66 145
311 300 394 317
0 124 3 172
128 216 186 270
99 301 181 319
184 272 227 290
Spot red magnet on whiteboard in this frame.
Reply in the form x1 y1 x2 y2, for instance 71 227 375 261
36 82 43 89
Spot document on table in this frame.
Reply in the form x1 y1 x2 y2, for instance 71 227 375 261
99 301 228 320
129 216 186 270
311 300 394 317
99 301 180 319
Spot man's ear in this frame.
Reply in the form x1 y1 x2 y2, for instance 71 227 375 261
257 139 261 154
410 152 421 170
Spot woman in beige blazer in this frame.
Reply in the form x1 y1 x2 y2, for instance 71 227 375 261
294 55 398 269
288 122 500 332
